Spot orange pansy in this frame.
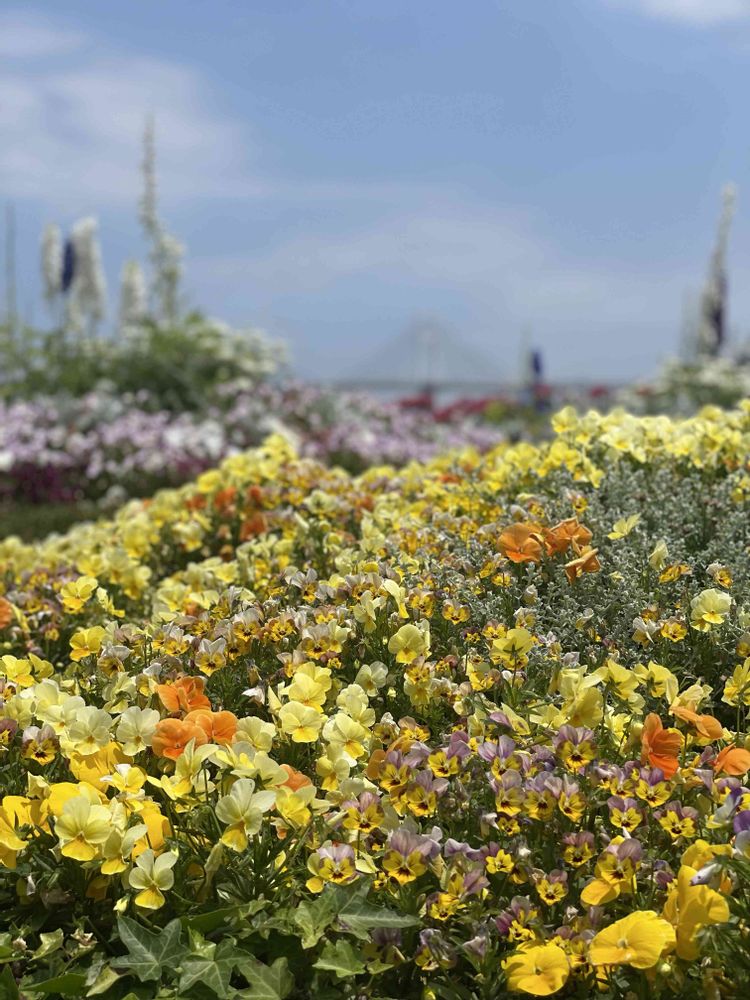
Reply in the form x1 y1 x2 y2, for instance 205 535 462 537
671 706 723 741
151 718 208 760
184 709 238 746
0 598 12 630
544 518 593 556
279 764 313 791
156 676 211 716
713 745 750 776
498 523 545 564
641 713 681 779
564 547 601 584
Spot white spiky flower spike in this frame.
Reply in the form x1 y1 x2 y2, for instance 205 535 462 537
69 216 108 335
118 260 147 333
40 223 62 303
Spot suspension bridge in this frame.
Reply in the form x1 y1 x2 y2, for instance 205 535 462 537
317 319 624 407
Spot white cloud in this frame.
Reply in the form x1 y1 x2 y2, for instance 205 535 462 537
0 10 85 57
189 209 686 379
607 0 750 25
0 13 262 211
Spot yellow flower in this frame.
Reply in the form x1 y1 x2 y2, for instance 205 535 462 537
215 778 276 851
649 540 669 571
0 798 30 869
723 659 750 707
690 589 731 632
54 795 112 862
278 701 324 743
662 865 730 960
100 821 148 875
490 628 535 670
388 623 430 664
128 848 178 909
504 942 569 996
64 707 113 757
607 514 640 539
59 576 99 613
634 660 678 704
589 910 675 969
69 626 107 663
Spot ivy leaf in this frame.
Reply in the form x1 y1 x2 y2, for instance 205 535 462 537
185 901 268 935
0 966 18 1000
313 939 366 979
85 964 122 997
234 957 294 999
178 939 236 998
112 917 184 983
293 892 339 948
22 972 87 997
332 881 420 939
32 931 64 960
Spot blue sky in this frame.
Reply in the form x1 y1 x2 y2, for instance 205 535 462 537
2 0 750 382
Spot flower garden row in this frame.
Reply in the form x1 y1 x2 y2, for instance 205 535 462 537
0 382 504 508
1 402 750 998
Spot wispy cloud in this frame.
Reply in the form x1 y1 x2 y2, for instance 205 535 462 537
189 208 687 379
606 0 750 26
0 11 262 212
0 10 86 57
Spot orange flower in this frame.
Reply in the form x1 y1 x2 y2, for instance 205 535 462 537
184 709 238 746
213 487 237 511
279 764 313 791
156 676 211 716
640 713 681 779
671 706 723 741
544 518 593 556
152 718 208 760
498 523 544 564
564 547 601 584
713 745 750 776
0 597 12 630
239 512 268 541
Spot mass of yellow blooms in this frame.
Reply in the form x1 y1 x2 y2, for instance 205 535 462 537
1 402 750 998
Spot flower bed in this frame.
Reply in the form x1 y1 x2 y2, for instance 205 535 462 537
1 403 750 997
0 382 504 510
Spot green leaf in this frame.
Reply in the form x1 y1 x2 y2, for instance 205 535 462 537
112 917 185 983
86 964 123 996
293 892 339 949
313 939 366 979
32 930 64 960
178 939 236 999
24 972 87 996
0 966 19 1000
234 957 294 1000
332 881 420 939
184 901 267 935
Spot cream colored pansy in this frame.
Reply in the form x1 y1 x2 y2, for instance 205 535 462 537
63 707 113 757
128 849 178 909
215 778 276 851
234 716 277 751
690 589 732 632
115 707 160 755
